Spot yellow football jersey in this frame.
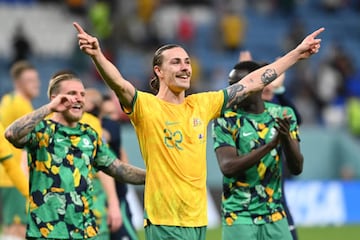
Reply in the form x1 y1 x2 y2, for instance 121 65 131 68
0 123 12 162
80 112 103 137
0 123 29 197
127 90 226 227
0 93 33 187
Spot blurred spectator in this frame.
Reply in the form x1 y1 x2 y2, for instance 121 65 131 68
83 87 123 239
278 0 297 17
187 55 202 93
177 11 195 50
320 0 346 13
219 8 246 53
151 4 181 44
136 0 160 48
137 0 158 24
291 68 322 125
0 60 40 240
89 0 113 49
107 89 130 123
65 0 87 15
10 23 32 66
251 0 275 16
315 43 355 126
282 18 306 53
345 68 360 137
99 95 140 240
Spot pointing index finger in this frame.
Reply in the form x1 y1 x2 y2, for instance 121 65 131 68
73 22 85 34
311 27 325 38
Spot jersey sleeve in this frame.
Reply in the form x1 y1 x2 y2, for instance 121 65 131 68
0 123 29 197
1 158 29 197
126 91 151 126
93 137 117 171
24 121 45 152
212 117 236 150
0 124 12 162
201 90 228 121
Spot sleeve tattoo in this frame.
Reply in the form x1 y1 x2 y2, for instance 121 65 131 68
104 159 146 185
261 69 278 85
5 105 50 148
226 83 247 109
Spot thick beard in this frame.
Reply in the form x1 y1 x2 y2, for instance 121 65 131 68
63 110 83 124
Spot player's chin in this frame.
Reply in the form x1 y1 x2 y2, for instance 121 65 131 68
179 82 191 91
67 110 83 121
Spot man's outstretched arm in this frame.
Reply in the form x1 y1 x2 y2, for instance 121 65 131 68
225 27 325 109
74 22 136 109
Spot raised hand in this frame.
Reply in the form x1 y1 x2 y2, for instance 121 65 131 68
295 27 325 59
274 110 292 141
48 94 78 113
73 22 101 57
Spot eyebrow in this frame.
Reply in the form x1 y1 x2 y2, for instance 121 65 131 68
170 57 190 62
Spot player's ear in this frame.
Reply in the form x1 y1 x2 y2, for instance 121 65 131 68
154 65 161 77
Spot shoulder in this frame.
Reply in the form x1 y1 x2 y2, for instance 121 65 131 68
137 90 156 100
214 109 239 127
133 90 158 108
186 90 225 108
1 93 32 112
187 90 224 100
80 112 102 135
78 121 98 135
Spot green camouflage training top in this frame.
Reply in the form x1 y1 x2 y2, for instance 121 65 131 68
24 119 116 239
212 102 299 226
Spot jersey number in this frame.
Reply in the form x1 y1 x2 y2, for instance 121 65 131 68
164 128 183 150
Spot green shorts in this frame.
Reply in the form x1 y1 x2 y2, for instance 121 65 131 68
145 222 207 240
222 218 292 240
0 187 27 225
27 235 106 240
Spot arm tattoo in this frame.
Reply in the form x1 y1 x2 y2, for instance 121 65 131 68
261 68 278 85
5 105 51 148
104 160 145 185
226 83 247 109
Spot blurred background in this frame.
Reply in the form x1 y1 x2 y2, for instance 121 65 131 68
0 0 360 238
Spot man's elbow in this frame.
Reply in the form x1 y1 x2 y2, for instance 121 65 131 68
4 130 14 144
220 162 239 178
4 130 22 149
290 166 303 176
289 157 304 176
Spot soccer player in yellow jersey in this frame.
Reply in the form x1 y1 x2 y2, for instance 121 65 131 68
0 123 28 198
75 22 324 240
0 60 40 240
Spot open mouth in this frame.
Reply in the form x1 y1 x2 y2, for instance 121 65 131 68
176 74 190 81
71 104 83 112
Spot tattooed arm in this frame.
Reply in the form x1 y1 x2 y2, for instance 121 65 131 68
5 94 78 148
4 105 51 148
102 159 146 185
225 27 324 109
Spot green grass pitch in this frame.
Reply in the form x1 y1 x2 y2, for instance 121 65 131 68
137 225 360 240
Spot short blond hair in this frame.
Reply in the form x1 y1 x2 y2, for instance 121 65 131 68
10 60 35 81
47 70 82 99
